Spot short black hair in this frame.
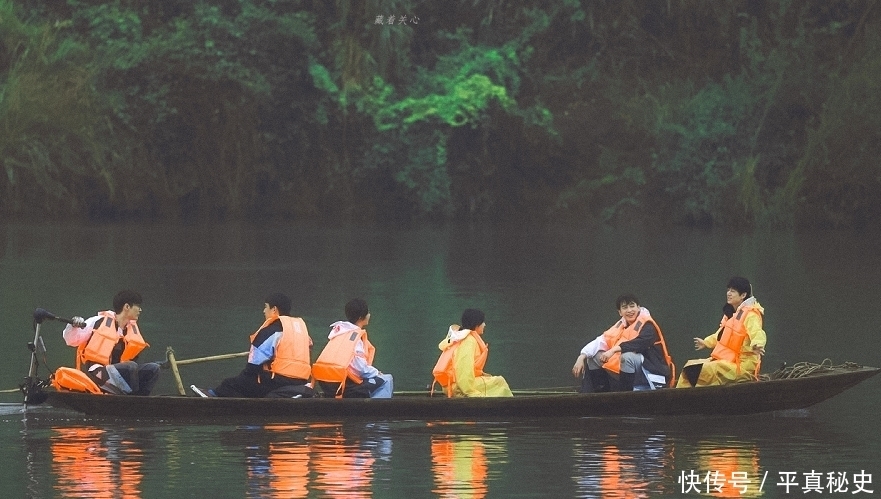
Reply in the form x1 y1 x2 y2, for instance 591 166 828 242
345 298 369 323
461 308 485 331
265 292 292 316
727 277 752 298
113 290 142 313
615 293 640 310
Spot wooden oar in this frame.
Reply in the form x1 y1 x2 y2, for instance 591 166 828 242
171 351 249 366
164 347 248 395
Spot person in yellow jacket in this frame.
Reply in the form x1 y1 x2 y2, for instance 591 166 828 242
677 277 766 387
62 289 159 395
192 292 313 398
433 308 513 397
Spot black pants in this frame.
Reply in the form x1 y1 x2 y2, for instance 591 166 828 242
214 370 307 398
318 376 385 398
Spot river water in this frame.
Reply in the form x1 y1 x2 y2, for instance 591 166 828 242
0 221 879 498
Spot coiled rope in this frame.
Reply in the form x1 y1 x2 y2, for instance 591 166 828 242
770 359 864 380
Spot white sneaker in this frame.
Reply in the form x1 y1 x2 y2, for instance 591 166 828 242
190 385 211 398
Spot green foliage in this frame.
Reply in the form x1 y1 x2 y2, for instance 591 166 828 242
3 0 880 226
392 129 451 213
383 72 512 128
361 46 517 213
1 0 109 215
61 0 318 217
786 28 881 227
554 146 643 222
307 27 543 214
309 59 339 95
640 1 819 227
648 75 757 222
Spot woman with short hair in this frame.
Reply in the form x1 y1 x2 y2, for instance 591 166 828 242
432 308 513 397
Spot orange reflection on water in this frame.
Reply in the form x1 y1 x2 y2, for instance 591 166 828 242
266 442 309 497
431 435 489 499
244 423 381 498
694 443 762 498
309 427 375 499
600 444 650 499
247 425 311 499
573 432 670 499
50 427 143 498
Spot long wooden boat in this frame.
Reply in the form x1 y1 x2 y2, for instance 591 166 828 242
40 365 880 421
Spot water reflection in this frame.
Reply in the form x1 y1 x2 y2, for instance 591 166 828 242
309 425 378 498
244 424 311 499
50 427 145 498
431 436 489 498
665 414 842 498
428 423 508 499
232 422 391 498
7 408 875 498
690 443 762 498
572 429 669 499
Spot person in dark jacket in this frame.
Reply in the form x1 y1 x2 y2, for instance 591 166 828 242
572 294 672 392
191 292 313 398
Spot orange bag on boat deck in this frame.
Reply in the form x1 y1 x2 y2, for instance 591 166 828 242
52 366 103 394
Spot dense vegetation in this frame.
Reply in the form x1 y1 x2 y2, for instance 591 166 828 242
2 0 879 227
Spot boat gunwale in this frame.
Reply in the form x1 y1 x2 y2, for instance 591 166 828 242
37 365 881 421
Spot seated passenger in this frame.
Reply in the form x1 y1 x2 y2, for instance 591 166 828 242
192 292 312 398
62 289 160 396
433 309 513 398
676 277 766 387
572 294 673 392
312 298 393 398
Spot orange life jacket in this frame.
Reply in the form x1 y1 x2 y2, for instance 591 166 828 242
711 305 763 370
600 314 674 383
52 366 103 394
253 316 312 380
600 317 638 374
432 330 488 397
312 328 375 386
77 311 148 369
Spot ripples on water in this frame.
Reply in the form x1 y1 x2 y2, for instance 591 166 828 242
1 404 878 498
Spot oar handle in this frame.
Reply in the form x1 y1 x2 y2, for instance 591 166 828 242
161 348 249 368
33 308 78 326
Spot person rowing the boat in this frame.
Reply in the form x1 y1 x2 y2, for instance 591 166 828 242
312 298 394 398
191 292 313 398
432 308 513 397
572 294 673 392
62 289 160 395
676 277 766 387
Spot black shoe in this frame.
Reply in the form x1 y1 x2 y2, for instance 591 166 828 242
617 371 636 392
587 369 611 393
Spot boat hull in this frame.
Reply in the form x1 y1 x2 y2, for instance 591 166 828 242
42 366 880 421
